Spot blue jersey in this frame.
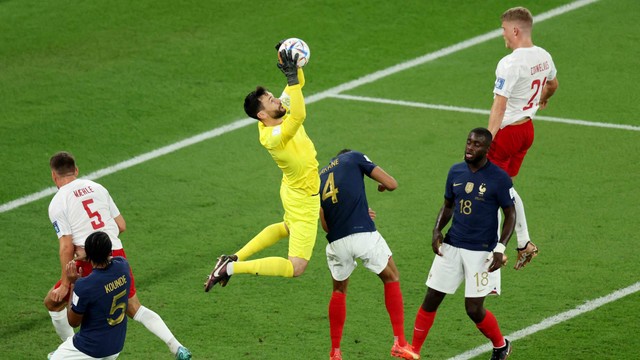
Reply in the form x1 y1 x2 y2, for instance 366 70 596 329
72 257 130 358
319 151 377 242
443 161 514 251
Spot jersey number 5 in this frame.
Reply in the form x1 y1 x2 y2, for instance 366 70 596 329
82 199 105 230
522 77 547 111
107 289 128 326
322 173 339 204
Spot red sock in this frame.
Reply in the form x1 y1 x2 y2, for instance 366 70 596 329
329 291 346 352
384 281 407 346
476 310 505 348
412 307 436 352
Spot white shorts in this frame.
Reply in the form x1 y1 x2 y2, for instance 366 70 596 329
326 231 392 281
50 336 119 360
425 243 501 298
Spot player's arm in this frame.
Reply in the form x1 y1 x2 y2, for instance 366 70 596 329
319 207 329 233
488 205 516 272
369 166 398 192
539 77 559 110
488 94 508 138
51 235 75 302
114 214 126 234
432 198 454 256
64 260 83 327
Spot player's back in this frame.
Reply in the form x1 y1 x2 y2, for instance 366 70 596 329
72 256 130 358
495 46 557 124
48 178 123 249
320 151 376 242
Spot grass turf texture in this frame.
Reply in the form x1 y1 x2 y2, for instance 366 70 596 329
1 0 639 358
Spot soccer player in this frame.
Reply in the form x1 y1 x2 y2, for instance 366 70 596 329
44 151 191 360
319 149 419 360
487 6 559 269
49 232 131 360
411 128 516 360
204 46 320 290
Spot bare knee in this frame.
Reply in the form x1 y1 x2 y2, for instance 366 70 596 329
289 257 309 277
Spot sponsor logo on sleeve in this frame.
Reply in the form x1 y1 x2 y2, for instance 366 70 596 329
53 221 60 234
495 77 505 90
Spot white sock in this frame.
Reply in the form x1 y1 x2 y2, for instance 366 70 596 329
133 305 183 354
512 188 531 247
49 309 74 341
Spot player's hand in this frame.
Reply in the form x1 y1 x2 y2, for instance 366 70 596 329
65 260 82 283
487 252 508 272
277 49 300 86
432 230 443 256
368 208 376 221
51 284 69 302
538 99 549 110
514 241 538 270
377 183 387 192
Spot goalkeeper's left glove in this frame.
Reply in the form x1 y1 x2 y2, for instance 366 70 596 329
514 241 538 270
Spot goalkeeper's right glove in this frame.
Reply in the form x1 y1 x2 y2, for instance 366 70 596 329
514 241 538 270
277 49 299 86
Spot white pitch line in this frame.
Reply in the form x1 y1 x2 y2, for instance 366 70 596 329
0 0 599 214
447 281 640 360
331 94 640 132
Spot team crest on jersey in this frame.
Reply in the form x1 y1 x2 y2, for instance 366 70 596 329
478 183 487 196
495 77 505 90
465 182 474 194
52 221 60 234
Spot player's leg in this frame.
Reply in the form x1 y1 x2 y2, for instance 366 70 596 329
234 222 289 261
461 249 510 357
117 250 191 360
49 336 117 360
329 278 348 360
127 295 191 359
326 238 356 360
44 283 75 341
412 244 463 354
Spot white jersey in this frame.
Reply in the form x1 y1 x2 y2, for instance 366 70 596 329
493 46 557 127
48 179 123 250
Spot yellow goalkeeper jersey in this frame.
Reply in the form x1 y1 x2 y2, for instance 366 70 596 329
258 68 320 196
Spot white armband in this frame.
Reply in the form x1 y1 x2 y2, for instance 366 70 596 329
493 243 506 254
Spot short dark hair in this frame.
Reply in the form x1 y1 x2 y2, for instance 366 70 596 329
50 151 76 176
244 86 268 120
470 127 493 146
85 231 113 266
337 149 351 156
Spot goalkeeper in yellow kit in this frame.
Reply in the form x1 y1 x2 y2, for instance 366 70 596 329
205 45 320 292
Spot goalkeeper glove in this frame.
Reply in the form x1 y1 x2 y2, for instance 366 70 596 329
275 39 286 51
514 241 538 270
277 49 299 86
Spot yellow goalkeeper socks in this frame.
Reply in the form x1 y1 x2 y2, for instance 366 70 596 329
235 222 288 261
232 257 294 277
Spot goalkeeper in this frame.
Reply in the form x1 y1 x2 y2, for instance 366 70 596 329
205 44 320 291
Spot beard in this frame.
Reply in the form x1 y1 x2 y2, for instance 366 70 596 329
273 108 286 119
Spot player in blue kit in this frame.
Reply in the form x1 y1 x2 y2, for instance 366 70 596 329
319 149 419 360
50 231 130 360
410 128 516 360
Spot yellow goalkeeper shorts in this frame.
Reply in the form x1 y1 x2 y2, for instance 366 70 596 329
280 184 320 260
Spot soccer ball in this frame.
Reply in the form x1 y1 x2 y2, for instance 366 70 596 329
278 38 310 67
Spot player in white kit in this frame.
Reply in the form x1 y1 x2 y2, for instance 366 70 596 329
44 151 191 360
487 6 559 270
